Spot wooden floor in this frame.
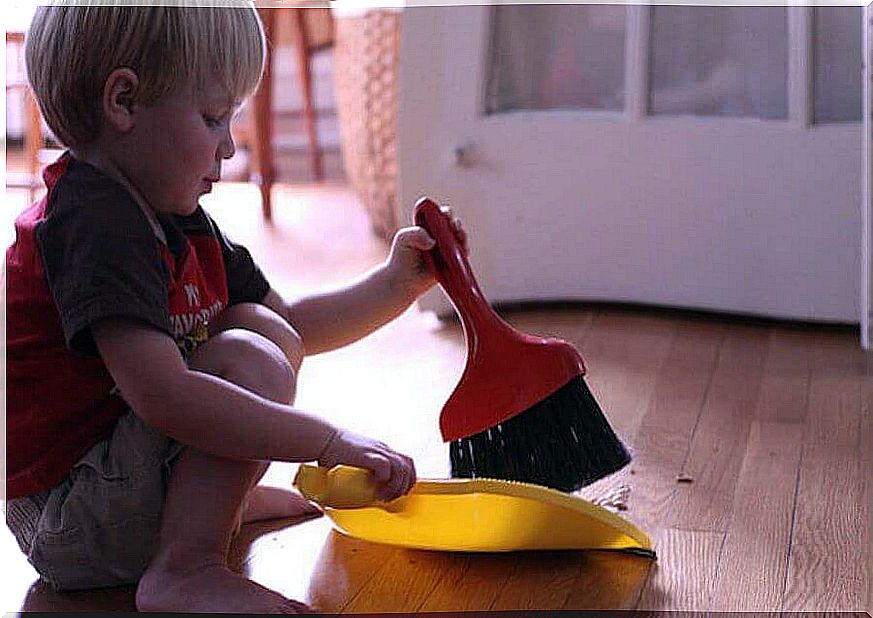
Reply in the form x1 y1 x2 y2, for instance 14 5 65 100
2 173 870 613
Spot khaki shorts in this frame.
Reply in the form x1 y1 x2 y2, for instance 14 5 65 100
4 411 185 591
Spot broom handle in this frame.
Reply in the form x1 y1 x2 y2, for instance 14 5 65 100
413 198 513 340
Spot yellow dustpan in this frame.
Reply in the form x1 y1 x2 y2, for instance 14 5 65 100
293 464 655 557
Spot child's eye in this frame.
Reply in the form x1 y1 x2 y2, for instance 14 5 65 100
202 115 221 128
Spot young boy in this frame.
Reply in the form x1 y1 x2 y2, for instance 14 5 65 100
5 3 466 613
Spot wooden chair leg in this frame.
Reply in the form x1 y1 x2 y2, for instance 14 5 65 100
290 8 324 181
253 8 276 220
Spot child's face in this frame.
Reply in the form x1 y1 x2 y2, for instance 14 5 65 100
122 82 239 217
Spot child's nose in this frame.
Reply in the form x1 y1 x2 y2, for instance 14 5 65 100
219 127 236 160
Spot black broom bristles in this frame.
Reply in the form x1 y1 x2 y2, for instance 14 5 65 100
449 375 632 492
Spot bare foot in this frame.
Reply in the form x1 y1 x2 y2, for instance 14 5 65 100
242 485 321 523
137 562 313 614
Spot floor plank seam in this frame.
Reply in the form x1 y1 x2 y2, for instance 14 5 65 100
412 556 465 613
631 327 725 610
487 560 520 611
854 379 866 458
707 529 730 611
663 525 729 534
778 368 812 611
337 549 394 613
630 555 656 610
658 328 726 531
676 329 726 475
779 447 806 611
623 557 658 611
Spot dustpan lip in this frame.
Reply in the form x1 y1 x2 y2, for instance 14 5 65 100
382 476 653 551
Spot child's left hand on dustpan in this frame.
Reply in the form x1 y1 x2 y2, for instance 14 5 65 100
317 428 416 502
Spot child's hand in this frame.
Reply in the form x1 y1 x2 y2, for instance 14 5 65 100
385 207 468 303
317 428 417 501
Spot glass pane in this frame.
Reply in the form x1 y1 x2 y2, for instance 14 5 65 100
814 7 862 123
649 7 788 119
485 5 626 114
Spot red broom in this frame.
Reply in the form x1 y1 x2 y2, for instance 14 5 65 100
414 197 631 492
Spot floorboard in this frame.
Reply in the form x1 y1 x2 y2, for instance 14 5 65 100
2 174 868 614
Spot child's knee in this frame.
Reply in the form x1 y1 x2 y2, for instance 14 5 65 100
189 329 297 403
271 319 304 373
210 303 304 372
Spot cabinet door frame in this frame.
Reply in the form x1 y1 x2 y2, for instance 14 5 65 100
862 3 872 349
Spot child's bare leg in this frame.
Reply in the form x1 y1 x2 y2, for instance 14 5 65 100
136 329 313 614
209 303 318 524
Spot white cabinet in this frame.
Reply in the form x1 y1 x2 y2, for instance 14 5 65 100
398 5 863 324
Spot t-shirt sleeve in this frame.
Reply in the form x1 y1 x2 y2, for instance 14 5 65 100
202 211 271 305
35 179 171 356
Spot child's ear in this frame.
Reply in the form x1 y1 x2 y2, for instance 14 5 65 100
102 67 140 133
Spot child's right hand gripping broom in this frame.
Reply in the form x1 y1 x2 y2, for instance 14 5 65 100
414 197 632 492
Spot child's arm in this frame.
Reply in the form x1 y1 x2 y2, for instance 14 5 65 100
263 217 467 355
261 263 408 356
91 317 414 498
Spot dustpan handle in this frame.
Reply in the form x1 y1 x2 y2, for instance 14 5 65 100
413 197 508 339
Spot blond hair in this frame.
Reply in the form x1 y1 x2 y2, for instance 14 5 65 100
25 0 265 148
